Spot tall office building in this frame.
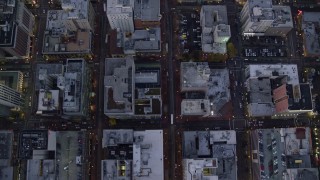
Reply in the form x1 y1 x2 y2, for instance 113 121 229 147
106 0 134 33
0 0 35 59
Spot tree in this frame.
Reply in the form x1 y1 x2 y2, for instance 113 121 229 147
227 42 237 58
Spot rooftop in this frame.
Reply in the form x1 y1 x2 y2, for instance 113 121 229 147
61 0 89 19
183 130 237 180
200 5 228 27
302 12 320 56
101 160 132 180
35 63 64 90
37 90 59 113
246 0 293 27
26 159 55 180
181 62 230 116
62 59 87 115
19 130 51 159
107 0 134 15
134 0 160 22
101 129 163 180
102 129 134 148
285 168 319 179
104 57 135 115
246 64 299 86
123 28 161 54
43 9 92 54
132 130 163 180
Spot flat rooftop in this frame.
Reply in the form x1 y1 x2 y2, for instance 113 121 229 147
183 130 237 180
56 131 85 180
62 59 87 115
183 130 237 158
201 5 228 27
19 130 48 159
132 130 163 180
26 159 55 180
101 160 132 180
107 0 134 15
246 64 299 85
246 0 293 27
302 12 320 56
104 57 135 115
102 129 134 148
123 28 161 54
181 62 230 115
248 78 272 103
181 99 210 116
37 90 59 112
134 0 160 22
285 168 319 179
43 9 91 54
61 0 89 19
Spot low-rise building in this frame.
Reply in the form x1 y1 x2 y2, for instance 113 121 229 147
200 5 231 53
245 64 313 117
101 129 164 180
180 62 230 116
182 130 237 180
301 12 320 57
251 128 318 180
133 0 161 29
43 0 95 59
35 59 89 117
240 0 293 36
104 57 162 119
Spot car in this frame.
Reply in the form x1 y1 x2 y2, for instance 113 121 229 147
43 9 46 14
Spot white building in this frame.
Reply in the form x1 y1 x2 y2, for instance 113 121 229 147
240 0 293 36
200 5 231 53
106 0 135 33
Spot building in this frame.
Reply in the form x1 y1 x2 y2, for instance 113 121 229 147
106 0 135 33
35 59 89 117
200 5 231 53
104 57 162 118
182 130 237 180
123 28 161 55
43 0 95 59
0 130 13 180
240 0 293 36
101 129 164 180
180 62 230 116
301 12 320 57
133 0 161 29
245 64 313 117
61 59 89 116
251 128 319 180
0 71 24 116
0 0 35 59
24 131 87 179
35 63 64 116
104 57 135 117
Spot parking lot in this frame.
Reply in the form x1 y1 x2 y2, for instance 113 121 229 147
19 130 48 159
177 10 202 57
242 36 288 58
56 131 85 180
